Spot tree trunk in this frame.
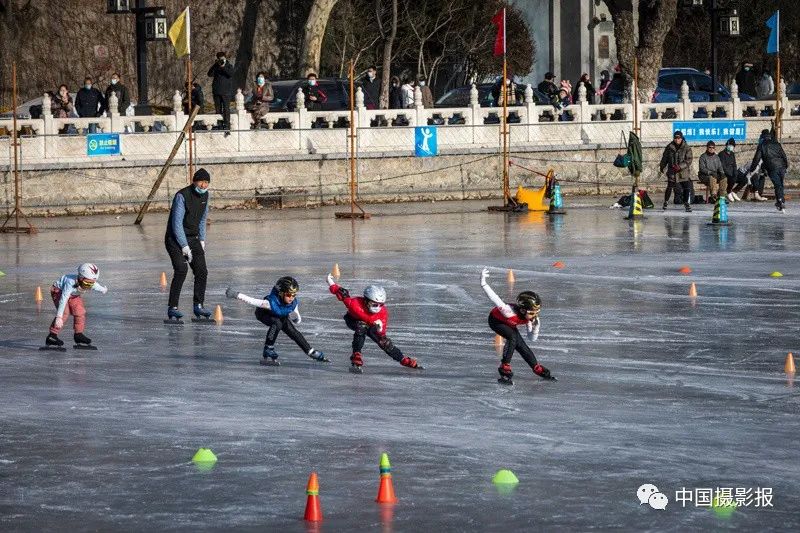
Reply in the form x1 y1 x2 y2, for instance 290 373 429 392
299 0 339 76
379 0 398 109
234 0 263 92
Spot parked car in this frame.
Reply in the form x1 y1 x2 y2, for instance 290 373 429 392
603 68 755 104
435 83 548 108
0 93 76 119
268 78 350 112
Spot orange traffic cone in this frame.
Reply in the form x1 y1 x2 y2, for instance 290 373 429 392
552 261 565 269
507 269 515 283
332 263 341 278
679 266 692 275
303 472 323 522
213 305 223 324
376 453 398 503
34 286 43 303
689 282 697 297
785 353 796 374
159 272 168 288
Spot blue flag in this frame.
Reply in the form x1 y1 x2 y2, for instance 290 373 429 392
766 10 779 54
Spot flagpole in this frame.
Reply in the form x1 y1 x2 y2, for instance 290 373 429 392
501 5 509 207
186 7 194 182
775 11 781 140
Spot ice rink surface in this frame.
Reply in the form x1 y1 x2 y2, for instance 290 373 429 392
1 200 798 531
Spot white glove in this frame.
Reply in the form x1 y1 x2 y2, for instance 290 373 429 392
373 319 383 331
529 317 540 342
326 273 335 286
201 241 205 251
99 286 108 294
290 313 301 325
54 316 64 329
480 267 490 286
181 245 192 263
225 287 239 299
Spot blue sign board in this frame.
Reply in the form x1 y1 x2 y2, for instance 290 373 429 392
87 133 121 156
415 126 438 157
672 121 746 143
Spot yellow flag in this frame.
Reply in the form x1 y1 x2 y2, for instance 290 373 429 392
168 7 191 58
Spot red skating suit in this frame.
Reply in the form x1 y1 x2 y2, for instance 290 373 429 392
329 283 388 336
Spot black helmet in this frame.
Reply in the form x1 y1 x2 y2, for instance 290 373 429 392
275 276 299 295
516 291 542 313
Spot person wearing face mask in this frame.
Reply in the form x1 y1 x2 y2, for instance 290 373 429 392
389 76 403 109
698 141 726 203
75 76 106 133
718 138 740 202
596 70 611 103
481 268 555 385
302 72 328 111
417 75 433 108
164 168 212 322
659 130 693 211
327 274 422 373
735 62 757 98
104 72 130 115
208 51 234 133
400 76 415 109
247 71 274 126
360 66 381 110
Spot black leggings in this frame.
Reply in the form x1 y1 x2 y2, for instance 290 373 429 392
165 234 207 308
488 314 539 368
344 314 403 362
256 308 312 354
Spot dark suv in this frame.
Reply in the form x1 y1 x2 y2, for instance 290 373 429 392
435 83 548 108
268 79 350 111
603 68 755 103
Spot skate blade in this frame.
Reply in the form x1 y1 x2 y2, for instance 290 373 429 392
39 346 67 352
260 359 280 366
73 344 98 351
497 377 514 386
163 319 185 325
349 365 363 374
191 317 216 324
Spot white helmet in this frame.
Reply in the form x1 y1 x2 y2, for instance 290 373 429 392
363 285 386 304
78 263 99 282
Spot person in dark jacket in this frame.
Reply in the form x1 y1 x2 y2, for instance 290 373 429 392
207 51 234 133
659 130 694 211
104 72 130 115
75 77 106 133
302 72 328 111
750 131 789 212
537 72 559 103
164 168 212 321
734 62 758 98
717 137 739 201
698 141 726 203
360 66 381 110
183 79 205 115
389 76 403 109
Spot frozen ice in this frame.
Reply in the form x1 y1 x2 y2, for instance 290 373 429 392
1 199 799 530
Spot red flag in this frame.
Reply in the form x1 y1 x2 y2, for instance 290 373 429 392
492 8 505 57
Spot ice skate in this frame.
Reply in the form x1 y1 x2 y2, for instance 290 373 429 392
349 352 364 374
533 364 557 381
191 304 216 324
260 345 280 366
400 356 423 370
307 349 329 363
40 333 66 352
497 363 514 385
164 307 184 325
73 332 97 351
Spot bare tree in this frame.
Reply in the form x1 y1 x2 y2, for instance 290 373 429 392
300 0 340 76
403 0 459 78
605 0 679 100
377 0 398 109
233 0 264 91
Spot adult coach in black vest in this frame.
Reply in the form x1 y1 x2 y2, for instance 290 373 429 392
165 168 212 321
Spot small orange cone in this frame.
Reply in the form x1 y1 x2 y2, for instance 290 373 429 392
332 263 341 278
679 266 692 275
34 286 43 303
785 353 796 374
689 282 697 297
213 305 223 323
507 269 515 283
376 453 398 503
303 472 323 522
552 261 564 269
159 272 168 288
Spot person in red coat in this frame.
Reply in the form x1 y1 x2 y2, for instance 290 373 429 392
327 274 422 372
481 267 556 384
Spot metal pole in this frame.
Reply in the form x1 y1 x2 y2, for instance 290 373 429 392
633 57 639 189
775 53 781 139
501 5 509 207
349 60 356 218
12 62 19 230
187 55 194 181
134 0 150 115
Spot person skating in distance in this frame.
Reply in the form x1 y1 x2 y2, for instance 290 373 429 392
481 267 555 384
326 273 422 373
226 276 327 365
45 263 108 348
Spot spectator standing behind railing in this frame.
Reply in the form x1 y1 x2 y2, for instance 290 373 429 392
698 141 726 203
555 88 571 121
735 62 757 98
183 80 204 115
418 75 433 108
596 70 611 103
246 71 274 127
757 71 775 98
51 84 77 135
104 73 130 115
400 77 414 109
389 76 403 109
537 72 559 104
360 66 381 110
573 73 595 104
302 72 327 111
208 51 234 134
659 130 694 212
75 77 106 133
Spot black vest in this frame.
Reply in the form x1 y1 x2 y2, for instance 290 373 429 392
168 185 208 239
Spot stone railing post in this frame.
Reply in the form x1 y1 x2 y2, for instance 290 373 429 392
173 90 187 134
233 89 246 134
414 86 423 127
296 87 308 151
578 82 590 123
680 80 691 120
730 80 741 119
108 92 123 132
470 83 480 141
355 87 369 129
524 84 535 142
41 92 54 158
779 78 789 120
